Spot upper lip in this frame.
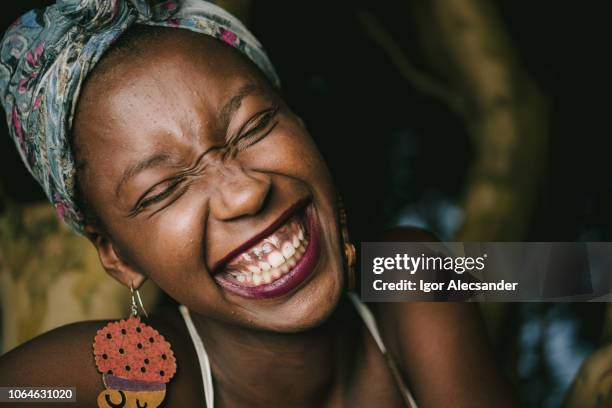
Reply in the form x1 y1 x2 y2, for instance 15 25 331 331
210 196 312 274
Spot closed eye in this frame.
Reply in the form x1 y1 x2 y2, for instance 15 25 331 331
231 103 279 151
130 177 186 216
129 152 209 216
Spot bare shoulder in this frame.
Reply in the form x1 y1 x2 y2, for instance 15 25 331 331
369 226 519 406
0 320 109 406
0 307 204 407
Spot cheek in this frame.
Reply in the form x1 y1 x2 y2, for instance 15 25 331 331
243 118 335 194
241 121 340 253
114 197 221 308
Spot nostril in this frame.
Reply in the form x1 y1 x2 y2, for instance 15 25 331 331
210 171 271 221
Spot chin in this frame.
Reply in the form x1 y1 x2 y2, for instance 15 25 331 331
268 267 344 333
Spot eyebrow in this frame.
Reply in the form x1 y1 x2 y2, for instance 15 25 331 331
115 83 269 197
219 83 267 130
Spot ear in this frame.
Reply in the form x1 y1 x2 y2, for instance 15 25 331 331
84 225 146 289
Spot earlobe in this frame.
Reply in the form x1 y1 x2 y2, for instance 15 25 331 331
84 225 146 289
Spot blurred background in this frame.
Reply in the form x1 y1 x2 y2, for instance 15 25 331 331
0 0 610 406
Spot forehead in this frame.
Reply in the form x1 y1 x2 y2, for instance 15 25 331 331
78 29 268 125
74 29 271 151
72 29 275 194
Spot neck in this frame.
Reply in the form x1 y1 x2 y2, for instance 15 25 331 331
190 295 360 406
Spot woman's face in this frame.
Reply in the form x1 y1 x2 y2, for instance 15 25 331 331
73 30 344 332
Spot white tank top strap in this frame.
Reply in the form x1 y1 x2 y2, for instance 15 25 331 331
179 295 418 408
347 293 418 408
179 305 215 408
347 292 389 353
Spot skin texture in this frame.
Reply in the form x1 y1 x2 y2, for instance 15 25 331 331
73 30 344 333
0 29 519 407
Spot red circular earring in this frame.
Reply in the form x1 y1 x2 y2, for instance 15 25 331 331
92 285 177 408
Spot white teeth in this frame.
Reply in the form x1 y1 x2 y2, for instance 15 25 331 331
282 242 296 259
267 236 280 247
227 239 309 286
223 216 311 287
262 271 272 284
268 251 285 268
253 274 262 285
248 265 261 274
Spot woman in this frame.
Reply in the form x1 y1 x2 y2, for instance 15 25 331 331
0 0 518 406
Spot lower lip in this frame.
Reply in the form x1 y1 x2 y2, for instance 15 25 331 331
214 206 321 299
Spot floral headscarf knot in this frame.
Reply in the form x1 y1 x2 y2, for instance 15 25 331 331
0 0 279 233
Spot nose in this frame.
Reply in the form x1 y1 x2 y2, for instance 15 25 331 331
209 166 271 221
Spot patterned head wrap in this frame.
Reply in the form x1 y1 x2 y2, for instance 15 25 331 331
0 0 280 233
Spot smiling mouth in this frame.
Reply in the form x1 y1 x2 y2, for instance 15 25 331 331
213 199 321 299
223 216 308 285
